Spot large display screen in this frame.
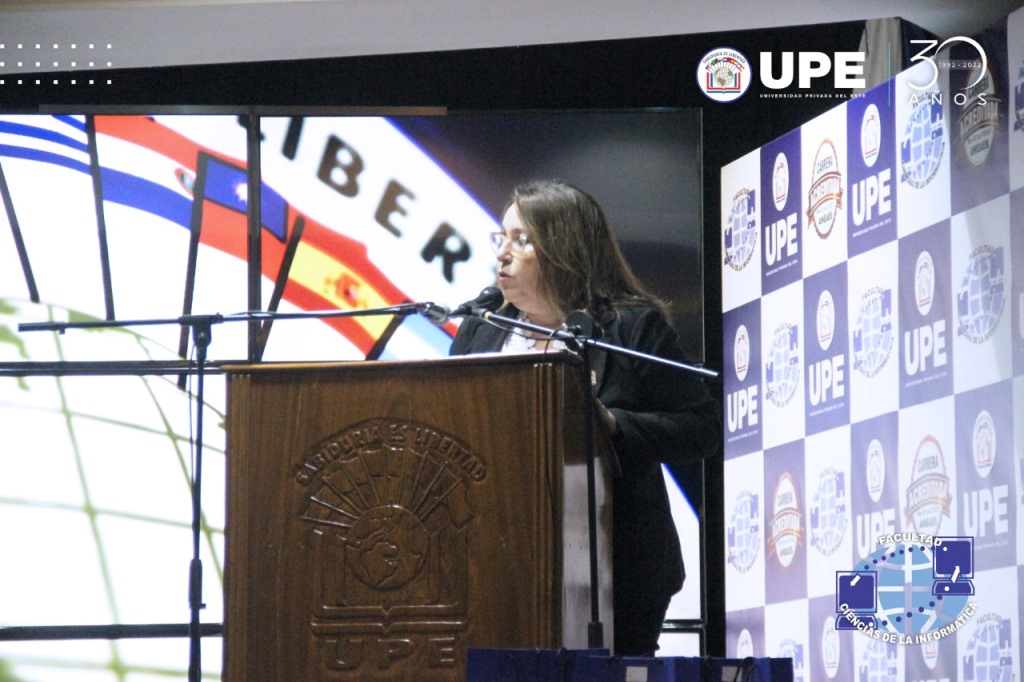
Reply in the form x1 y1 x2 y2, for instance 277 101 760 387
0 109 704 679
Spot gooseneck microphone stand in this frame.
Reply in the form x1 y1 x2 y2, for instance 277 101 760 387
470 307 718 650
18 302 435 682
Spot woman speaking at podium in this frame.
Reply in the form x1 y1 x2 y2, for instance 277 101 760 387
450 180 722 656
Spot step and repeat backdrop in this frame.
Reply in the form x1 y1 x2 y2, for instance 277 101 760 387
722 6 1024 681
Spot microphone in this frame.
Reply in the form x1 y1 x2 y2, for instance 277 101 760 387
416 287 502 325
562 309 601 351
450 286 504 319
563 310 599 339
416 301 451 324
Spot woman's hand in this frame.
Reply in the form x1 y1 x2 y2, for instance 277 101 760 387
595 400 618 435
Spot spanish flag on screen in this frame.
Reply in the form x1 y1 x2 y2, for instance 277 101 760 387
92 115 446 355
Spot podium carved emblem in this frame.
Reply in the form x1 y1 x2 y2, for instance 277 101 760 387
294 418 487 674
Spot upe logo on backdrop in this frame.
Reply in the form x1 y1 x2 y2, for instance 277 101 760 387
760 51 866 90
697 46 866 102
702 38 989 103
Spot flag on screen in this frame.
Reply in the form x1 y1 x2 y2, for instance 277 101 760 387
2 114 457 356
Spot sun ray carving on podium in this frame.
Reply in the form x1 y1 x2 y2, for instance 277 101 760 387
297 418 480 592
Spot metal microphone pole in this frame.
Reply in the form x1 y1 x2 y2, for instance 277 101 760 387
574 315 604 648
187 316 211 682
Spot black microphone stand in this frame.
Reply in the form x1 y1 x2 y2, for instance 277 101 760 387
188 316 211 682
18 302 432 682
471 308 718 650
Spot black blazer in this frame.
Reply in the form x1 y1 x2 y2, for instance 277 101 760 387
450 304 722 613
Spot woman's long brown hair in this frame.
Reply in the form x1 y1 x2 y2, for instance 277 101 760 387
506 180 669 318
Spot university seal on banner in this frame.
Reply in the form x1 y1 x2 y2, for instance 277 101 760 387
956 63 1000 166
866 438 886 503
900 96 945 189
293 418 486 673
861 103 882 168
915 251 935 316
817 289 836 351
963 614 1015 681
956 244 1005 344
773 152 790 211
765 322 801 408
810 467 847 557
697 47 752 103
737 629 754 658
852 286 894 378
723 187 758 271
972 410 995 478
768 473 803 568
727 490 761 573
806 139 844 239
905 435 952 535
821 618 841 679
734 324 751 382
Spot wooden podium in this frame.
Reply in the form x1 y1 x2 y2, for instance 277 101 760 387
223 352 613 681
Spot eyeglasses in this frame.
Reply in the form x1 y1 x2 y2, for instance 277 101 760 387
489 231 532 254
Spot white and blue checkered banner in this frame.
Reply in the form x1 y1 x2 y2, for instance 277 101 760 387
721 7 1024 680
